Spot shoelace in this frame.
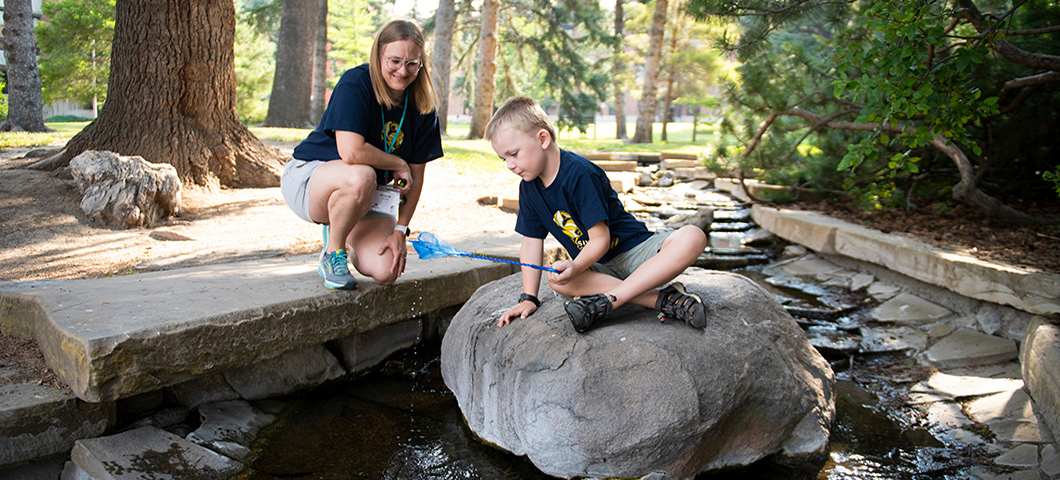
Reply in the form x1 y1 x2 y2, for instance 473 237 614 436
331 251 351 276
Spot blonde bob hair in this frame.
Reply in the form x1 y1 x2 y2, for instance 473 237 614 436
485 96 557 143
368 19 437 114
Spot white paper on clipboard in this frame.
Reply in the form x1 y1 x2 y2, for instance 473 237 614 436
370 186 400 216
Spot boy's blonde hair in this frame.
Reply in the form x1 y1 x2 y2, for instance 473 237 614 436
485 96 556 143
369 19 438 114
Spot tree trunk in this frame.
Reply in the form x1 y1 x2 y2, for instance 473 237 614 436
309 0 328 124
660 29 678 142
38 0 283 188
613 0 627 140
262 0 317 128
631 0 667 144
432 0 456 137
1 0 49 133
467 0 499 140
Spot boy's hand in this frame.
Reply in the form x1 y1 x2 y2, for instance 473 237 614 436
547 260 576 286
498 301 537 327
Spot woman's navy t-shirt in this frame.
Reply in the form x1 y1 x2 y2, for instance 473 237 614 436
292 64 443 183
515 149 652 262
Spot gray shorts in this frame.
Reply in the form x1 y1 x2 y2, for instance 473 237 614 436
280 158 394 224
589 230 673 280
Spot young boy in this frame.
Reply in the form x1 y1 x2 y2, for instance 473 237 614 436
485 96 709 332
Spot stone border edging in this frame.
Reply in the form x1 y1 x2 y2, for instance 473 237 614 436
750 205 1060 317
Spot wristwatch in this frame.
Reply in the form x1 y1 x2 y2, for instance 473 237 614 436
394 225 409 235
518 293 541 307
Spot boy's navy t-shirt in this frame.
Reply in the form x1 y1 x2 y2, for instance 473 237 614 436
515 149 652 262
292 64 443 183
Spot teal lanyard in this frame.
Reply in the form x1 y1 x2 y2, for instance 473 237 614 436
382 94 408 154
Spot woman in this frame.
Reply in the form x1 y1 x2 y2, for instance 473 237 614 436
280 19 442 289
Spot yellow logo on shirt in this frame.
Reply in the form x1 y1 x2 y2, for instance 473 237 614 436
382 121 404 152
554 211 587 249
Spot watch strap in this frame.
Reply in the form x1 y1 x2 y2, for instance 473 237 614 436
518 293 541 307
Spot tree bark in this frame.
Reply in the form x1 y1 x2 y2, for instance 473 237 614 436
432 0 456 136
467 0 499 140
1 0 50 132
38 0 283 188
631 0 667 144
613 0 627 140
262 0 317 128
660 29 679 142
309 0 328 124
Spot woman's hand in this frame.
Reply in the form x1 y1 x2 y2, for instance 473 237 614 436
547 260 576 286
379 229 409 276
392 164 413 195
497 301 537 327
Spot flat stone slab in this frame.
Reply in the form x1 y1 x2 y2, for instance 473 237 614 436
0 383 114 467
72 426 243 479
871 292 953 324
752 205 1060 316
994 443 1040 468
920 328 1018 369
908 368 1024 400
0 251 511 403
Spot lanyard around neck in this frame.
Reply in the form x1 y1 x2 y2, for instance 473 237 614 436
382 93 408 154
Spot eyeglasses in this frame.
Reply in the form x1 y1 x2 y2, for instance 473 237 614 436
386 58 422 72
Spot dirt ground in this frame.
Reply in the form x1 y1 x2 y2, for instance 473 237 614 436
1 141 1058 394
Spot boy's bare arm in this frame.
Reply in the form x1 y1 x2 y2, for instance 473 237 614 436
498 237 546 327
549 222 609 286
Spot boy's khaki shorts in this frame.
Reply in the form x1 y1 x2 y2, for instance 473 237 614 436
589 230 673 280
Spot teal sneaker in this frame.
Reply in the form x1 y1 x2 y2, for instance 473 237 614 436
319 249 357 290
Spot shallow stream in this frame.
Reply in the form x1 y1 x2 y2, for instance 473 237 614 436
243 184 984 478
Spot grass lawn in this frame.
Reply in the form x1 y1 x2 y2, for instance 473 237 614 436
2 121 724 176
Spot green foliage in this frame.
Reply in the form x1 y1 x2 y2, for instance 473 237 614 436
492 0 617 133
326 0 380 80
235 3 276 125
831 1 999 175
1044 168 1060 197
685 0 1060 212
0 81 7 121
35 0 114 107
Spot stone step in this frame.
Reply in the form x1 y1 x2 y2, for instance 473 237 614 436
751 205 1060 317
0 244 515 404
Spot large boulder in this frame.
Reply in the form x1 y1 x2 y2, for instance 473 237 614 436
70 150 181 228
441 268 834 479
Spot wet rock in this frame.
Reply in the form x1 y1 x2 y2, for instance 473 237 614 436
859 325 928 353
740 228 777 247
223 345 346 401
0 383 114 467
908 366 1023 400
805 326 861 354
187 400 276 460
69 150 181 229
871 292 953 324
1021 318 1060 442
441 269 835 479
329 319 423 375
663 207 713 231
919 328 1017 368
72 426 243 479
